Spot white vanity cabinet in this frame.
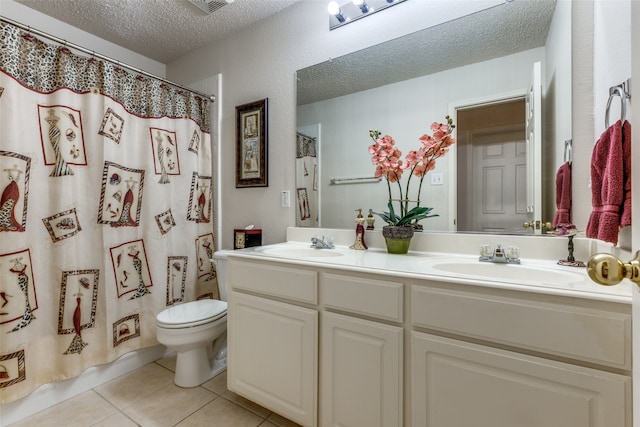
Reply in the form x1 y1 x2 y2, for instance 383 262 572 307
227 259 319 427
227 250 632 427
320 273 404 427
410 282 632 427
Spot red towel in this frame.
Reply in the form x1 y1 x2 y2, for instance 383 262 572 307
586 120 625 244
621 120 632 226
552 162 572 228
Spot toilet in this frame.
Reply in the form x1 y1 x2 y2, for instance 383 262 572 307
156 250 230 387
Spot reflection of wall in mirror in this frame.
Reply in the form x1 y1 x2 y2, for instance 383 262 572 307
298 48 547 230
542 0 572 229
297 1 572 232
296 126 319 228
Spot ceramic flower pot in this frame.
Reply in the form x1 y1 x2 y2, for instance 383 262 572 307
382 225 414 254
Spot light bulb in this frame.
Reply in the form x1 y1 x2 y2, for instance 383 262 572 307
328 1 346 22
328 1 341 15
353 0 364 5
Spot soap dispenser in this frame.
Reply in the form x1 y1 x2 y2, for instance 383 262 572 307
350 209 368 250
366 208 375 230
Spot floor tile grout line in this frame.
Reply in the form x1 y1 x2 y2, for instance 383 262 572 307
85 389 127 426
154 360 176 373
170 390 219 427
92 367 176 411
218 392 274 420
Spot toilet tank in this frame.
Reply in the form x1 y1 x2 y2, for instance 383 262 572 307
213 250 231 302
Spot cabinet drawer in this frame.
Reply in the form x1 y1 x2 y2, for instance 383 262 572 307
321 273 403 322
229 259 317 304
411 285 631 370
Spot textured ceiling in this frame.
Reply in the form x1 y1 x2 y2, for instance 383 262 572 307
14 0 304 63
297 0 557 105
12 0 556 104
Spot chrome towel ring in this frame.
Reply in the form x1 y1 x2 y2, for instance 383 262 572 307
605 78 631 128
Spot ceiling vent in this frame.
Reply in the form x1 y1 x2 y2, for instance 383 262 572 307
188 0 235 14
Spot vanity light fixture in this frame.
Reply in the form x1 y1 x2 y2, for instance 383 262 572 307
328 0 407 30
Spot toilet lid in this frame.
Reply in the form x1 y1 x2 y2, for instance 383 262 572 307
156 299 227 328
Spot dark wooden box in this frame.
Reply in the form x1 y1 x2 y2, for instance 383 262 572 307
234 228 262 249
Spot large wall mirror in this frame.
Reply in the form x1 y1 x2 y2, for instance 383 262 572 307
296 0 571 234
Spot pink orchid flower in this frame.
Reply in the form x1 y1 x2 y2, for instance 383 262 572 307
368 116 455 226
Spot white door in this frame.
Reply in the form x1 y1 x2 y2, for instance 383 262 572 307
469 127 528 233
525 61 542 233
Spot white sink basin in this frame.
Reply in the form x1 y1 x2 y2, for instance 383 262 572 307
422 259 585 285
260 246 344 258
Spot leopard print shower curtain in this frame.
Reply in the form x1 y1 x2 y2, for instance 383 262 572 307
0 21 217 403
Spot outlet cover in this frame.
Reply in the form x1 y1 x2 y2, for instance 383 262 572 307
431 173 444 185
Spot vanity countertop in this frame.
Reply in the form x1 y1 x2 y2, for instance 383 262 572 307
228 240 633 305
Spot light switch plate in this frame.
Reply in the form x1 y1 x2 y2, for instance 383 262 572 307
281 190 290 207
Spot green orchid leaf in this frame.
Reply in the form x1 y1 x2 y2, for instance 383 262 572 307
387 201 399 223
374 205 439 226
396 206 439 226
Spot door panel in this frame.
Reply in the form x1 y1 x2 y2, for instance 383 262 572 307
471 130 527 233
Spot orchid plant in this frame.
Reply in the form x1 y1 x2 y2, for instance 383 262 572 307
368 116 456 227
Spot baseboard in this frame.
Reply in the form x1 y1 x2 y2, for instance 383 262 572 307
1 345 170 426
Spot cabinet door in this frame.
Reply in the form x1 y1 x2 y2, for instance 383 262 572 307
321 311 403 427
411 332 630 427
228 292 317 427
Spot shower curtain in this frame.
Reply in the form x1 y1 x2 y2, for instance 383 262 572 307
295 132 318 227
0 22 216 403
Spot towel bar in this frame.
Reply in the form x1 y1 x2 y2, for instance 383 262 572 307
330 176 381 185
605 78 631 128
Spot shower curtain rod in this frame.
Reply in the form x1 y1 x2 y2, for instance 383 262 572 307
0 16 216 103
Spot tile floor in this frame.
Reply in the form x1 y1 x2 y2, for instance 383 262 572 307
9 354 302 427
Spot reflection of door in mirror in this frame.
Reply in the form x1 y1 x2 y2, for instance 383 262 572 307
296 125 319 227
456 99 529 234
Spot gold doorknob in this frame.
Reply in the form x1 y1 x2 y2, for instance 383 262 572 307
523 221 553 230
587 251 640 286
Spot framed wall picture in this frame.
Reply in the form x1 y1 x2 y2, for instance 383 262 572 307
236 99 268 187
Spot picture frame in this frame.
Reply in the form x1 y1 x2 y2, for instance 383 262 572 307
236 98 268 187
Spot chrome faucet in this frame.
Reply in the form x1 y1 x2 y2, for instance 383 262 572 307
479 244 521 264
310 235 335 249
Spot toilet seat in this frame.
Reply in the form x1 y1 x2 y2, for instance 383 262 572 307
157 299 227 329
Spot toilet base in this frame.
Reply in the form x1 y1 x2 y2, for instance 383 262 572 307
174 346 227 388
